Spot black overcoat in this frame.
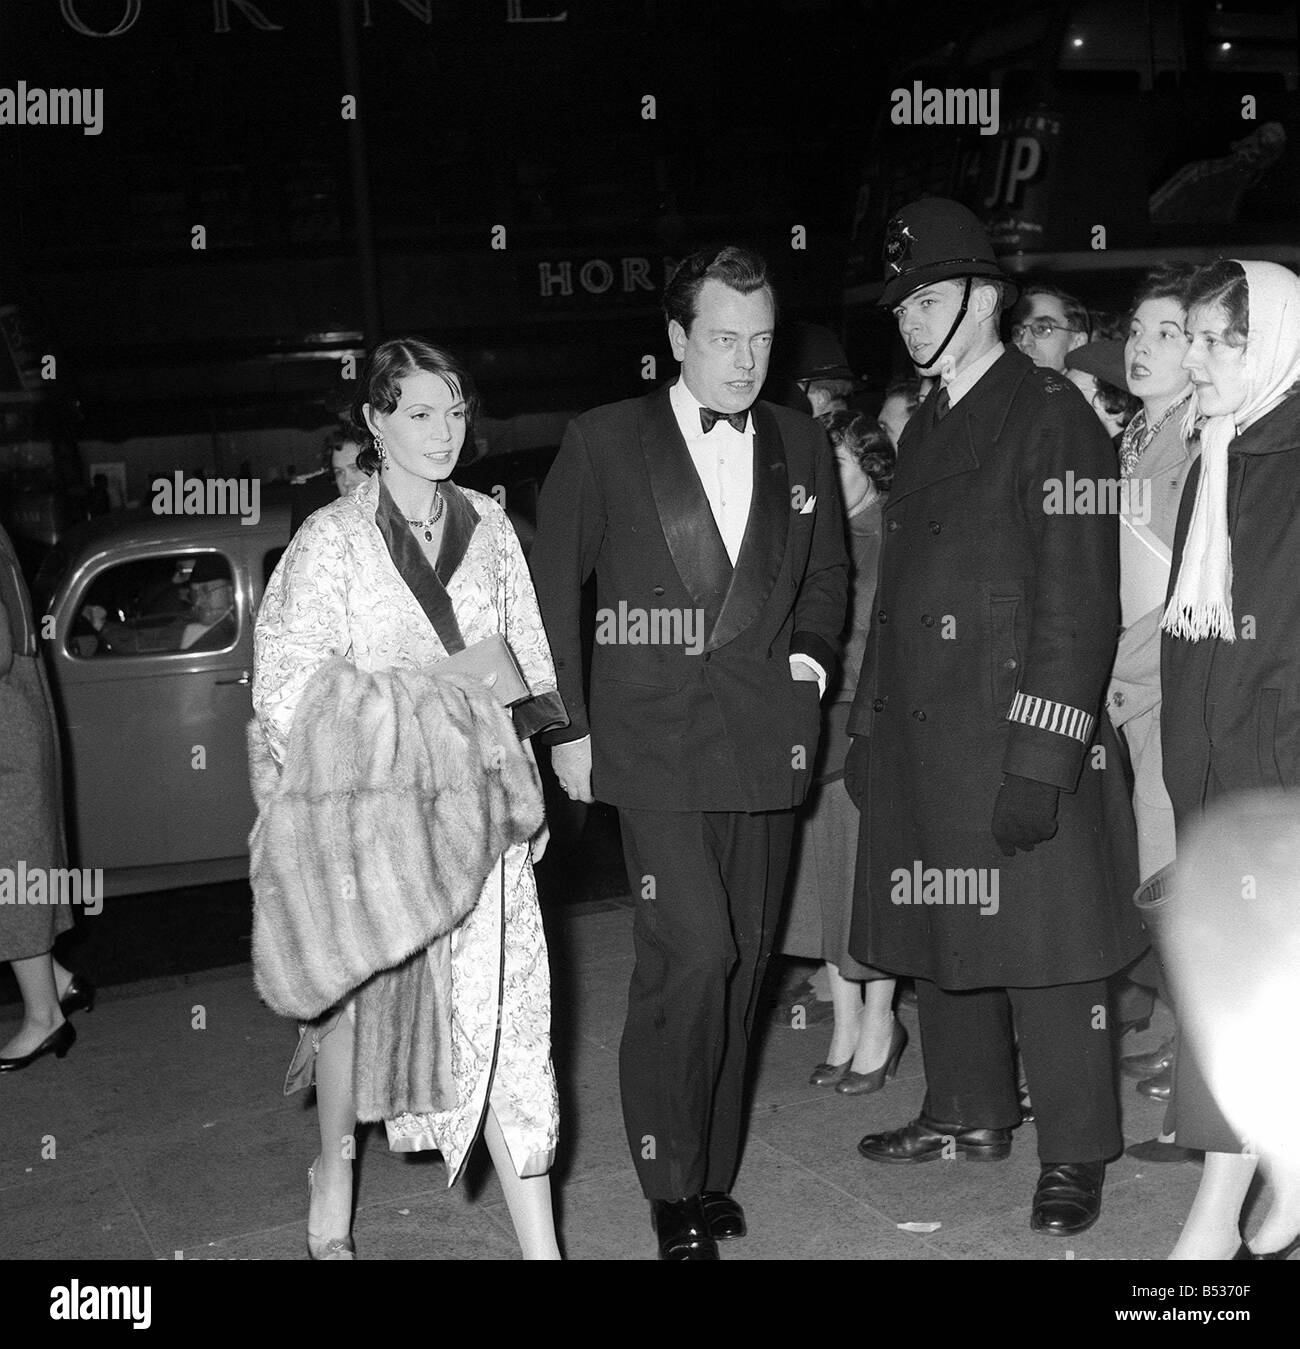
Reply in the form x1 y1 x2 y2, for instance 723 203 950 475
1162 393 1300 824
529 384 848 813
847 348 1145 988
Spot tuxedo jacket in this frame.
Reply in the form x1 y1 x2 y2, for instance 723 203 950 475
529 384 848 812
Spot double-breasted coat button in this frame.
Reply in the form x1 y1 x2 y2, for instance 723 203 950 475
921 613 935 627
877 608 888 624
872 697 885 712
1004 657 1017 670
887 519 899 533
929 521 941 534
653 585 665 596
912 709 926 721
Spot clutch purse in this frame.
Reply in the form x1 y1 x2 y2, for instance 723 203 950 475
437 633 530 707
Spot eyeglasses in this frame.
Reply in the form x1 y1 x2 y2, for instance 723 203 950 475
1011 319 1086 342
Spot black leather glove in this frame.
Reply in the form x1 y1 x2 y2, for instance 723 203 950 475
991 774 1060 857
843 736 869 809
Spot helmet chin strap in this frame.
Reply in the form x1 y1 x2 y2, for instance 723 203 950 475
912 275 973 372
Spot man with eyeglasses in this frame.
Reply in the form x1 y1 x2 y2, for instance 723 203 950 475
1010 285 1091 372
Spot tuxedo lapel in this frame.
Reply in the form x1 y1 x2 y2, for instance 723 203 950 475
639 387 733 633
708 401 789 652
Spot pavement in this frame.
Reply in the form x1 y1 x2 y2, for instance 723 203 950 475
0 896 1271 1262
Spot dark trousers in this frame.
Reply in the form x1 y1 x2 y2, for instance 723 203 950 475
617 806 796 1201
916 977 1122 1163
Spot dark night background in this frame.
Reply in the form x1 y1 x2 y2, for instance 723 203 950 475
2 0 1298 994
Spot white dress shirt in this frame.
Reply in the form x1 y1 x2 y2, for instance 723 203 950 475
669 377 754 565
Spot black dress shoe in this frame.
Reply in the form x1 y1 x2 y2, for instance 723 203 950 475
700 1191 746 1241
857 1115 1012 1164
1031 1161 1104 1236
59 974 96 1017
0 1020 76 1073
651 1197 719 1260
1137 1062 1173 1100
1121 1037 1174 1080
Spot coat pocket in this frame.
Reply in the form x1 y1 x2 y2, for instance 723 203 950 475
988 594 1022 721
1256 687 1286 789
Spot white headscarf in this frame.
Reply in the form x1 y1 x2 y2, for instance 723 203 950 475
1162 260 1300 641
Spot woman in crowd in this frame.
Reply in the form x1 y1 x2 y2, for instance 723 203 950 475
0 523 94 1073
1063 339 1142 450
1104 265 1199 1127
779 411 904 1094
876 377 921 454
253 338 567 1259
1159 260 1300 1259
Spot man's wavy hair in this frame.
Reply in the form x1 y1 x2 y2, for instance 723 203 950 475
662 245 777 334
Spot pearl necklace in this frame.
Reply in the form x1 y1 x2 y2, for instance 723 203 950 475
404 487 444 541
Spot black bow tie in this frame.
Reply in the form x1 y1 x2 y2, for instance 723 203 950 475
700 407 749 434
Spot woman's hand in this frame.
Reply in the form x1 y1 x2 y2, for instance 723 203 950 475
529 819 550 863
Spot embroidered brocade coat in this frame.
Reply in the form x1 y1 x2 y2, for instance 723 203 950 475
253 474 564 1181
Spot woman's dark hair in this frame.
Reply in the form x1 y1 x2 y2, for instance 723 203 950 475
662 245 776 333
819 409 896 493
1093 378 1142 426
1130 261 1199 315
1182 259 1249 344
350 338 481 474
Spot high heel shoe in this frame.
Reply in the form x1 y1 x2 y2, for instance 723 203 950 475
1233 1233 1300 1260
0 1020 76 1072
307 1157 355 1260
809 1059 851 1086
59 974 96 1016
836 1020 908 1095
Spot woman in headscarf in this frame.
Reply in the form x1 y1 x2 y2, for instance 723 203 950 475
1159 259 1300 1260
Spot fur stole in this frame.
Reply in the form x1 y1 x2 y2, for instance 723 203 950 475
248 657 543 1116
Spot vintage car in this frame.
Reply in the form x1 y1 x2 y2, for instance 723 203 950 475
33 451 585 897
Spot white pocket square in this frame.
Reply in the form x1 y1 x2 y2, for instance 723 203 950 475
800 495 817 515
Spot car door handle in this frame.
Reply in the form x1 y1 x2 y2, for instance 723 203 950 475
215 671 251 686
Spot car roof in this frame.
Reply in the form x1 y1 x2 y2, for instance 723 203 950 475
57 500 291 558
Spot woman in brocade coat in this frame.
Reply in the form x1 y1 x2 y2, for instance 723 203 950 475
253 339 567 1259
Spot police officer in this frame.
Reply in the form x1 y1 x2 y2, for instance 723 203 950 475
844 198 1145 1236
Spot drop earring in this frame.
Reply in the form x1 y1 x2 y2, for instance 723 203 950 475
374 433 387 466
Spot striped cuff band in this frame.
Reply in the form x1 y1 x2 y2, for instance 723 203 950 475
1007 690 1095 744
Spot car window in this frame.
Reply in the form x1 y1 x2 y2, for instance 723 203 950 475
68 552 238 659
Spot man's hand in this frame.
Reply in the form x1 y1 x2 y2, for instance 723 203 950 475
843 735 869 809
551 736 594 803
991 774 1060 857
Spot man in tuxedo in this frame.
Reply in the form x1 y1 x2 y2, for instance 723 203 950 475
844 199 1145 1236
530 246 848 1259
